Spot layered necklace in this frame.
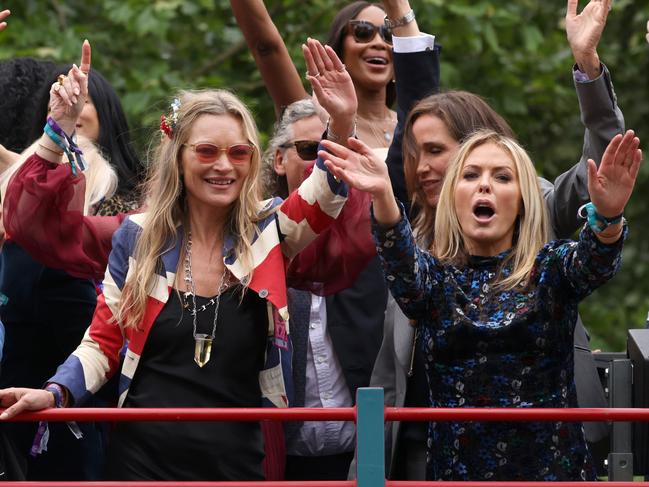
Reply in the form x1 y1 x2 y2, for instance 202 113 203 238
182 231 228 367
356 110 397 148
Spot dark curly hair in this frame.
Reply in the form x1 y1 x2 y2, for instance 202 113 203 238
0 58 59 153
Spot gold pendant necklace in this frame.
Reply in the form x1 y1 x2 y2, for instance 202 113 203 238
184 231 227 367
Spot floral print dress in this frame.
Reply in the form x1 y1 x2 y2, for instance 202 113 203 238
373 208 625 481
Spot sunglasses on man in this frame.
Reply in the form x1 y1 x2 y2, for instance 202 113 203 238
184 142 255 164
280 140 320 161
348 20 393 45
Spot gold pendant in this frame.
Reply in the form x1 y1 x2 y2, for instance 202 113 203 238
194 334 213 367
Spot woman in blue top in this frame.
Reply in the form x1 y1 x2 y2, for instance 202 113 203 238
320 129 641 480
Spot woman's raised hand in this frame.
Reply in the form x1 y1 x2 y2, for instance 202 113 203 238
49 40 92 134
587 129 642 219
320 138 390 195
0 387 55 420
0 9 9 32
302 38 358 124
646 19 648 43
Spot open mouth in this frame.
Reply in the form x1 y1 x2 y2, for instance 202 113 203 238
473 201 495 221
205 178 234 186
365 57 388 66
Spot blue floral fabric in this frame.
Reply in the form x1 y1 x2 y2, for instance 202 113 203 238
373 207 625 481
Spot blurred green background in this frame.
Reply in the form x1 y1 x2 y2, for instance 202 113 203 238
2 0 648 351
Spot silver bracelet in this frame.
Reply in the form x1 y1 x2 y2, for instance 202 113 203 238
325 118 357 143
384 9 416 29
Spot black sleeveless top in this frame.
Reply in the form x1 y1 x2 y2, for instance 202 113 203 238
106 288 267 480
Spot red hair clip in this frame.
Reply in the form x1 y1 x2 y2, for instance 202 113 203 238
160 115 173 139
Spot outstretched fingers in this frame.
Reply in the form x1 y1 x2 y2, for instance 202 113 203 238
613 130 638 168
313 40 334 72
629 149 643 181
324 45 345 72
302 42 319 77
0 9 9 30
305 38 327 76
598 132 625 170
320 139 353 161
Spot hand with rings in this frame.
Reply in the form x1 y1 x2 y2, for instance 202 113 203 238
302 37 357 125
49 40 92 134
54 74 67 92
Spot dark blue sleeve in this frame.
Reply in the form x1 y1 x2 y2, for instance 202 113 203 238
371 202 442 319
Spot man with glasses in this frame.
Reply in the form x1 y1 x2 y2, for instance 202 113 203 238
263 99 381 480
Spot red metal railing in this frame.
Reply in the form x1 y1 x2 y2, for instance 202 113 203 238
5 406 649 422
2 405 649 486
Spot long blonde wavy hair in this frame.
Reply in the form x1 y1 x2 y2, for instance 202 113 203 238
434 130 550 290
0 136 117 215
117 89 265 330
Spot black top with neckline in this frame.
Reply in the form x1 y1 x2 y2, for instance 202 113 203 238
106 288 268 480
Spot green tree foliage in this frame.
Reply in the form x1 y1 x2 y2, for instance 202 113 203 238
2 0 648 350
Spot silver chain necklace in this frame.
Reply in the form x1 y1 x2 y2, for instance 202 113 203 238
183 231 227 367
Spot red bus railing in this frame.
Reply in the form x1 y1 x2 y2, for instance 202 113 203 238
1 388 649 486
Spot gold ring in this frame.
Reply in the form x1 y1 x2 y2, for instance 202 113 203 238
57 74 67 84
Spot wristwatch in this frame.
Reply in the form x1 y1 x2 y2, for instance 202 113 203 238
384 9 416 29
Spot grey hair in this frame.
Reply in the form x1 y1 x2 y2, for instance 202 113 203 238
262 98 320 198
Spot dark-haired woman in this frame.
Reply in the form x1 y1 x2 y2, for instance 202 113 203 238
0 41 143 480
231 0 396 154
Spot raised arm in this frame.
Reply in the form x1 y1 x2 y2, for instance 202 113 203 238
303 38 357 145
322 137 440 317
277 40 356 260
553 131 641 305
543 0 624 238
229 0 307 116
3 40 125 281
587 130 641 244
382 0 440 212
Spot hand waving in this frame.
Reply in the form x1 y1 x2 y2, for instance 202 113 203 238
49 40 92 134
587 130 642 218
302 38 358 122
320 138 389 196
566 0 610 77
